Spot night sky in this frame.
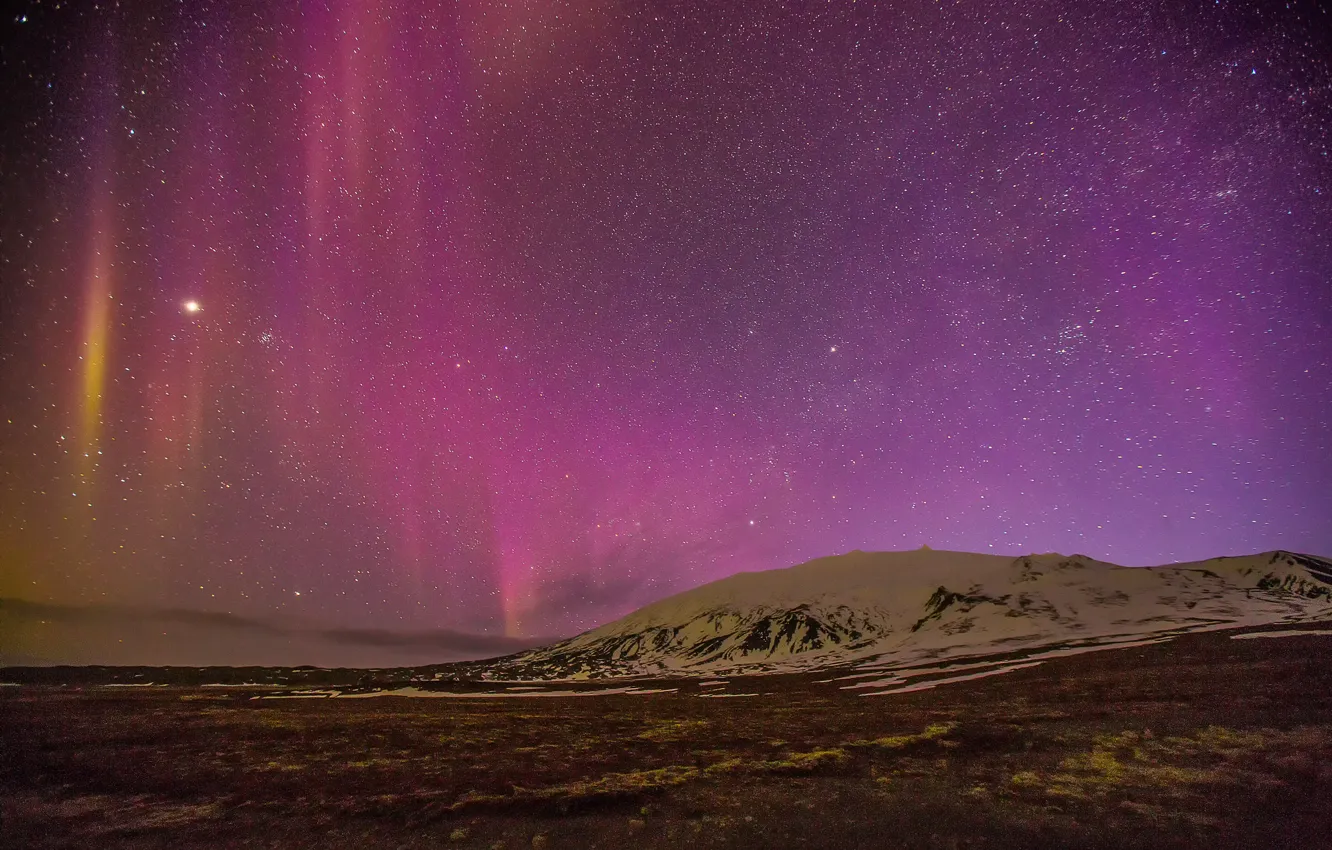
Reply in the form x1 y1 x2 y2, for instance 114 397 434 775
2 0 1330 653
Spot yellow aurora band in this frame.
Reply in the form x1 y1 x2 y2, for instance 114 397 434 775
79 206 113 481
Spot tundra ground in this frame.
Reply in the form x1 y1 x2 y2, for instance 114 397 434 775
3 625 1331 850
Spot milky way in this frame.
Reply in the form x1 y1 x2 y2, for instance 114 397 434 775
1 0 1330 643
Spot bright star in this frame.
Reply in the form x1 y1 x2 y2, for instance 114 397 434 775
183 300 201 314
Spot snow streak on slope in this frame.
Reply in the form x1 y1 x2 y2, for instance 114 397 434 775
481 550 1332 679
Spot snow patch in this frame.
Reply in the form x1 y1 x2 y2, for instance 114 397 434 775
860 661 1046 696
334 686 677 699
1230 629 1332 640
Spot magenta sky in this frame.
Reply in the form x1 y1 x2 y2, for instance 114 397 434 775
1 0 1330 643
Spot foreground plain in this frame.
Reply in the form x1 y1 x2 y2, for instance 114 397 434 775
3 625 1331 849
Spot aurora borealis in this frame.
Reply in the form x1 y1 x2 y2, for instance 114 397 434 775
1 0 1330 661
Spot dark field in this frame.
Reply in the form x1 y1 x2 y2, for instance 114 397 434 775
4 627 1331 850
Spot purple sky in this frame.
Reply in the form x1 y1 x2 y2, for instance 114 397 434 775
1 0 1330 645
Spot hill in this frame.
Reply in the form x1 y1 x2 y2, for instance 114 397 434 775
481 549 1332 679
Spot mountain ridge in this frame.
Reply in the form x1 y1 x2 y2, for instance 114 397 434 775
478 549 1332 680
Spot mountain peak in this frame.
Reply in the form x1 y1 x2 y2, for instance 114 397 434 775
490 549 1332 680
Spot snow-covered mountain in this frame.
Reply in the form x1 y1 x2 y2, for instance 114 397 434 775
486 549 1332 679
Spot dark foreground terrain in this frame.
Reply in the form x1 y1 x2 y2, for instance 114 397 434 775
3 626 1331 850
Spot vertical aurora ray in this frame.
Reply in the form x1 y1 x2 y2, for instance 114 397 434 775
76 197 114 500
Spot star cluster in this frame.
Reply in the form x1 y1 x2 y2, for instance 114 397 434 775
1 0 1330 642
